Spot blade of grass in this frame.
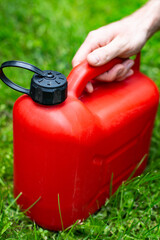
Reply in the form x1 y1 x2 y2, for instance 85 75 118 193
58 193 64 231
23 196 41 214
127 154 147 182
6 192 22 211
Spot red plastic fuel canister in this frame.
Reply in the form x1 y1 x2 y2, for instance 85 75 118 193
0 55 159 230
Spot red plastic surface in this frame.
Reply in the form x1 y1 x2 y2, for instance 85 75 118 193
13 55 159 230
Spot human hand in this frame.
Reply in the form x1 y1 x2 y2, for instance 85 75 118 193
72 10 150 92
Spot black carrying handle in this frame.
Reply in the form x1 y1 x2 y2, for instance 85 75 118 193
0 60 45 95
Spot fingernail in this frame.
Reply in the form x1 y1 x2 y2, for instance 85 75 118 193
127 61 134 69
87 54 100 65
126 69 134 78
117 68 123 77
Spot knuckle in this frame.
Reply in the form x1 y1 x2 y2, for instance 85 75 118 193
87 30 96 39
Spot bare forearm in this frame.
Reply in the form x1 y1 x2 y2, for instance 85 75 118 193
132 0 160 39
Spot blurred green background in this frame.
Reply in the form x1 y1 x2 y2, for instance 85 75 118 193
0 0 160 239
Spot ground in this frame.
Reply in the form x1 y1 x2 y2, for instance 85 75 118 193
0 0 160 239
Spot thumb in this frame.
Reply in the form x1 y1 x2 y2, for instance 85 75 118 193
87 37 124 66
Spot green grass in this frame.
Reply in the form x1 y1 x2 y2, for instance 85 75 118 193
0 0 160 239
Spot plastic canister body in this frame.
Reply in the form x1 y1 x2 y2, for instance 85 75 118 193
13 56 159 230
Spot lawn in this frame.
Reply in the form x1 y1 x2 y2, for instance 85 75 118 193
0 0 160 239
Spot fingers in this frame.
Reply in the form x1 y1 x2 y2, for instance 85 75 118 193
85 81 94 93
94 64 125 82
72 29 113 67
114 59 134 81
95 59 134 82
85 59 134 93
116 69 134 81
87 36 125 66
72 41 93 67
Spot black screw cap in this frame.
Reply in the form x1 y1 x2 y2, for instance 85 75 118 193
30 70 67 105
